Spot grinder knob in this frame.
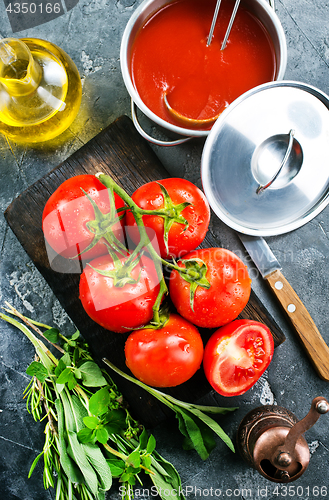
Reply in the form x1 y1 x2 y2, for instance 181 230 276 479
237 397 329 483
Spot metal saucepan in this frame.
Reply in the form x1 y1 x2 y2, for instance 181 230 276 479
120 0 287 145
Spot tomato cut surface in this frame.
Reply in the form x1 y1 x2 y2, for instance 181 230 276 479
125 313 204 387
203 320 274 396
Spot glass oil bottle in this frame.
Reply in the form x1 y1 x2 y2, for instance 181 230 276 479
0 37 82 143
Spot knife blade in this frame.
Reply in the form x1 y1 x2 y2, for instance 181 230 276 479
238 233 329 381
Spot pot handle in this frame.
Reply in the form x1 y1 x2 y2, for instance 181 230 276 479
131 99 193 147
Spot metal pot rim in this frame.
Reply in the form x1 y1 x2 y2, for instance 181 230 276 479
120 0 287 138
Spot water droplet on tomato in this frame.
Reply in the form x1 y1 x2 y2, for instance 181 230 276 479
183 343 190 353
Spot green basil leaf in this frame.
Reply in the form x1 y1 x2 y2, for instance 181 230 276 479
175 411 189 440
26 361 48 383
188 403 238 414
67 372 78 390
138 428 148 450
54 358 66 377
77 428 94 443
146 434 156 454
83 416 99 429
127 450 141 469
56 367 72 385
89 387 110 416
106 459 125 477
43 327 60 343
73 347 80 366
103 409 126 427
189 419 216 456
61 352 71 366
96 427 109 444
105 423 121 435
142 455 152 472
79 361 108 387
120 472 136 485
126 465 141 475
71 330 80 341
149 453 185 500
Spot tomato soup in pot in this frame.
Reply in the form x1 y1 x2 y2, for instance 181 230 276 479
130 0 277 130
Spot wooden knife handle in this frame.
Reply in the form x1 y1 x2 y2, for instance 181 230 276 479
266 269 329 381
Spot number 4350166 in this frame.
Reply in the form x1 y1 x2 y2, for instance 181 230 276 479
6 2 61 14
273 485 328 496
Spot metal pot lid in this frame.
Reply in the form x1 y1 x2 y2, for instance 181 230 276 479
201 81 329 236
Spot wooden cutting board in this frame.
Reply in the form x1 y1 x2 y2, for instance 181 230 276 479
4 115 285 426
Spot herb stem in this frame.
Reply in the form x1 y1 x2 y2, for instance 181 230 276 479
102 358 237 455
0 311 57 369
1 306 187 500
4 302 65 354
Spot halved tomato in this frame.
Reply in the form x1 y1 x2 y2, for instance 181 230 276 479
203 319 274 397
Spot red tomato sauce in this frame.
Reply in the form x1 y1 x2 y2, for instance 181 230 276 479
130 0 276 129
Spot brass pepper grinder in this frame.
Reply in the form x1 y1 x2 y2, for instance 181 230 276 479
237 397 329 482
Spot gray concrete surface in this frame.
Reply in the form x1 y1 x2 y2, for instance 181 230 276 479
0 0 329 499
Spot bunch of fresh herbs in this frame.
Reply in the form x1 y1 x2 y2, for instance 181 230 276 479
1 303 236 500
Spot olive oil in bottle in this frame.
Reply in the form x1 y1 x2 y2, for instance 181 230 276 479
0 37 82 143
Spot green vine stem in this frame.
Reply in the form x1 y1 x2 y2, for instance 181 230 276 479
96 173 206 276
95 173 210 325
96 173 169 327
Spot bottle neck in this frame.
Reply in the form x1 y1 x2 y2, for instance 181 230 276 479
0 38 42 97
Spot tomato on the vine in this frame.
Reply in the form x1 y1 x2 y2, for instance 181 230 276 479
42 174 125 261
125 313 204 387
169 247 251 328
125 178 210 259
203 319 274 396
79 252 160 333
